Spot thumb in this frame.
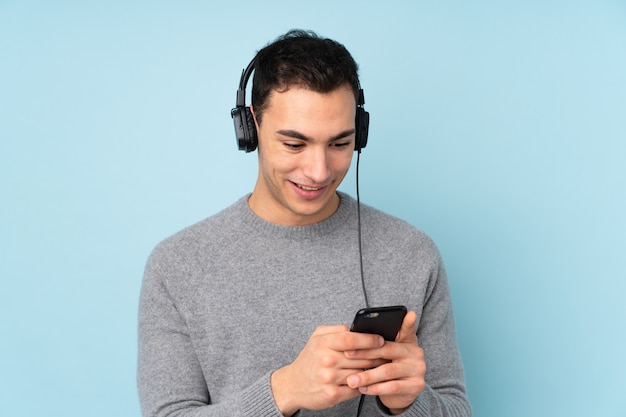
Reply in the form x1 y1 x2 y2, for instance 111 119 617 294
395 310 418 343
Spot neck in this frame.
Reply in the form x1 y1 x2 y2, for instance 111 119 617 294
247 188 341 227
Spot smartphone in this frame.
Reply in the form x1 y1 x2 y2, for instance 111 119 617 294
350 305 407 341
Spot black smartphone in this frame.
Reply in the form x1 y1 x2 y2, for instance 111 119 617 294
350 305 407 341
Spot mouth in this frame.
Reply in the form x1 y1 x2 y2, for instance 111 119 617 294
291 181 330 199
294 183 324 191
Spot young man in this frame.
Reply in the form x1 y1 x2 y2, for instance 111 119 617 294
138 30 471 417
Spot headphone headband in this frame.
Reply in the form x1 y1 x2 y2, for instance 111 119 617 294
236 57 256 107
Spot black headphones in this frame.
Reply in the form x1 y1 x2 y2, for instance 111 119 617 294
231 56 370 153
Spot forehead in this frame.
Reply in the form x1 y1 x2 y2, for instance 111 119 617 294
262 85 357 125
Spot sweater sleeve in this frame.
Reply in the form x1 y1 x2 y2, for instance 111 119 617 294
137 249 284 417
394 255 471 417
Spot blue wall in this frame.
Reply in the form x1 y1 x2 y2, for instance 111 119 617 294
1 1 624 416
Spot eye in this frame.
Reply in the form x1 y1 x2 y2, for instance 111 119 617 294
284 142 303 150
332 141 351 149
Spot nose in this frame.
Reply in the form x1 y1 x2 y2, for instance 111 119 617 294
302 146 331 184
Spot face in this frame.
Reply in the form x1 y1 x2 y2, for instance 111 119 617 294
248 85 356 226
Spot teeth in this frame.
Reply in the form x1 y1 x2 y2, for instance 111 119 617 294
297 184 321 191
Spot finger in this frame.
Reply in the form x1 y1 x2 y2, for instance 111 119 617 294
329 366 378 385
353 367 425 407
327 331 385 352
345 338 417 361
395 310 418 343
342 358 384 370
312 324 350 337
324 356 383 372
357 377 423 402
346 343 425 381
346 361 412 389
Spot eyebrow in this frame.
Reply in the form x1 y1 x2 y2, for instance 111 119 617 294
276 129 356 142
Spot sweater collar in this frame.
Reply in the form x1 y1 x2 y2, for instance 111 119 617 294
236 191 357 238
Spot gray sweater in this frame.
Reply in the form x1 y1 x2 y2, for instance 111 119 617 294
138 193 470 417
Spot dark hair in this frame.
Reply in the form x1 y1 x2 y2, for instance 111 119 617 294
251 29 360 124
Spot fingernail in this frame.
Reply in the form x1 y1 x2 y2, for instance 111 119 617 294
347 375 359 387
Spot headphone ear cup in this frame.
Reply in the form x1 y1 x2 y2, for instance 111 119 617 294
355 107 370 151
231 106 248 152
244 107 258 152
231 106 258 152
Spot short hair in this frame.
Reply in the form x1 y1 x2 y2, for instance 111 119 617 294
251 29 360 124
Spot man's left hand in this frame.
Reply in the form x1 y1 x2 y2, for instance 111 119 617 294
345 310 426 415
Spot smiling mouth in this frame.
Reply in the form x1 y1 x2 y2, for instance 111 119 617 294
294 183 325 191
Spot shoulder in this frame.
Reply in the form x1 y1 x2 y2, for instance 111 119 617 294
145 196 250 270
353 199 442 270
361 201 436 247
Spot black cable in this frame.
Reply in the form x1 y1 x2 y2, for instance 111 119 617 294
355 148 368 417
356 393 366 417
356 149 369 309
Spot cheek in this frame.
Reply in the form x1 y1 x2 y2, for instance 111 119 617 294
258 149 296 177
332 152 354 175
272 155 299 175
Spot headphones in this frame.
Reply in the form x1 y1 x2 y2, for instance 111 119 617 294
231 56 370 153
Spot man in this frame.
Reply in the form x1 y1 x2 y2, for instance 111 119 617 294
138 29 471 417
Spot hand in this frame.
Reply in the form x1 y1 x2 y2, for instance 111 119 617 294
345 311 426 414
271 325 385 416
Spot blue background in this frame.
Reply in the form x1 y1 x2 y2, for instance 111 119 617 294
1 1 625 416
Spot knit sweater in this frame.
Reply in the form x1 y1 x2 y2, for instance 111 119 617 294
138 193 471 417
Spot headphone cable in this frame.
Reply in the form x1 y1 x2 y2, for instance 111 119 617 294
356 148 369 309
355 148 368 417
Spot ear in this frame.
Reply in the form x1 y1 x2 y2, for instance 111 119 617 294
248 105 262 153
250 105 259 129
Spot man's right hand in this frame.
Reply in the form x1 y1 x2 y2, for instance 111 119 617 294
270 325 385 417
